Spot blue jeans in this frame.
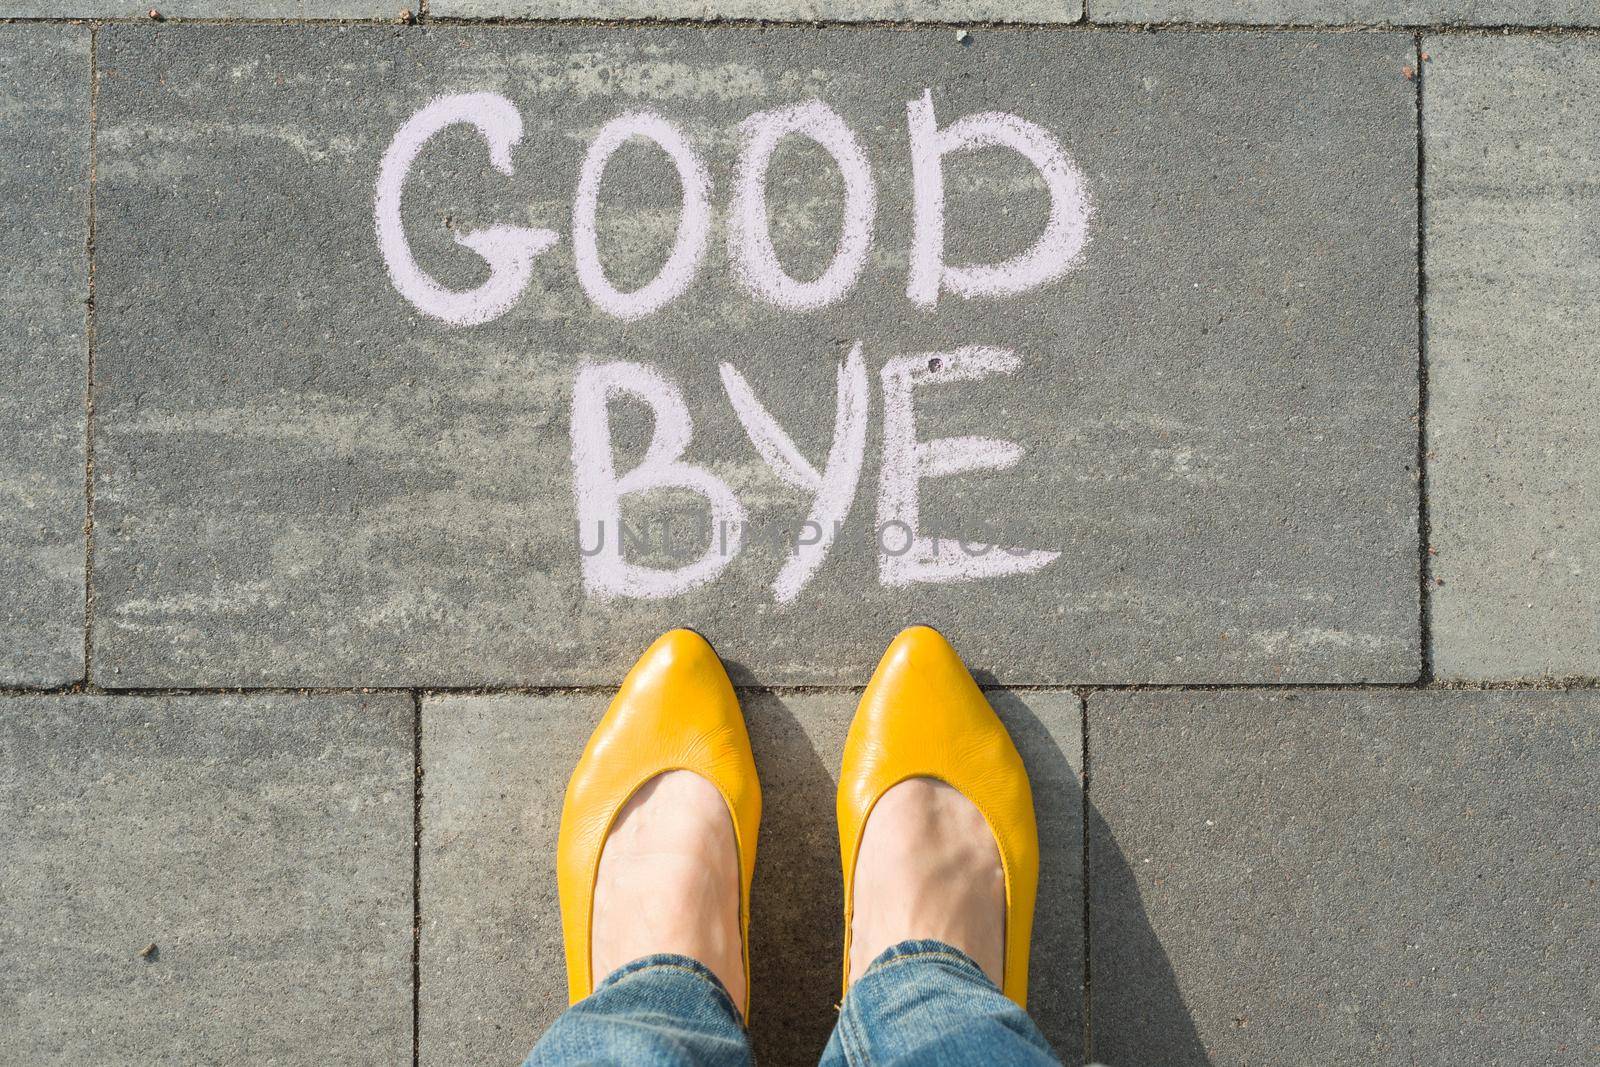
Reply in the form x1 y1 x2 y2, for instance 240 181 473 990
523 939 1062 1066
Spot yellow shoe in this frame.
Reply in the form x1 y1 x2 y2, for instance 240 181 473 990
837 625 1039 1007
557 629 761 1018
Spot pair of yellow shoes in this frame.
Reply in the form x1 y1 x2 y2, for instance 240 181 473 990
557 625 1038 1020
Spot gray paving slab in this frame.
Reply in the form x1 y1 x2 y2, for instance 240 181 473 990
1087 689 1600 1066
0 2 395 17
0 26 88 687
0 692 415 1064
92 26 1418 688
1423 38 1600 682
432 0 1076 22
420 688 1083 1066
1088 0 1600 25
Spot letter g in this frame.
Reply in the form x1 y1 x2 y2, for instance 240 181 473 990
375 93 557 326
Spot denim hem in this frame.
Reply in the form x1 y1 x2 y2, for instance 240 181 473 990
862 938 999 991
594 953 745 1025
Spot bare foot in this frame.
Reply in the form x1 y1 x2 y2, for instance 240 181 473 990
848 777 1005 986
590 770 745 1006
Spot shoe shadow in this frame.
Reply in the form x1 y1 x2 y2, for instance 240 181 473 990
1084 793 1210 1066
987 689 1087 1063
966 670 1208 1067
740 689 852 1065
740 684 1193 1067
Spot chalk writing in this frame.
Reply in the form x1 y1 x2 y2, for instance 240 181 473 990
375 90 1093 602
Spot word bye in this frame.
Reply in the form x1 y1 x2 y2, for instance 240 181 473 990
572 345 1058 603
375 92 1093 323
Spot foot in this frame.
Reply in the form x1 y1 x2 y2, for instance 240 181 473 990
590 770 746 1006
848 777 1006 986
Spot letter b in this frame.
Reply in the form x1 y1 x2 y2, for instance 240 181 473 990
570 362 746 599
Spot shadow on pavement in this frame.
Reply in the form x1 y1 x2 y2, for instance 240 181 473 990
1086 795 1210 1066
742 689 850 1066
729 676 1206 1067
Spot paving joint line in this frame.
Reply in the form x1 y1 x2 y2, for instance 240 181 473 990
1413 30 1433 686
5 678 1600 699
1079 695 1092 1061
81 24 98 688
1070 20 1600 34
411 688 423 1067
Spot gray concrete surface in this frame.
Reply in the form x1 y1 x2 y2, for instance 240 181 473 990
0 692 415 1064
432 0 1076 21
420 689 1083 1066
1424 38 1600 682
1088 689 1600 1066
91 26 1418 688
1 7 1596 1066
1089 0 1600 25
0 1 394 17
0 27 88 687
1 0 1596 20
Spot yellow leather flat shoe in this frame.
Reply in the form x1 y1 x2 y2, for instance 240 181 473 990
837 625 1039 1007
557 629 761 1017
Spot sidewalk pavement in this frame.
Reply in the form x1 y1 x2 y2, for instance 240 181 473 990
0 6 1595 1065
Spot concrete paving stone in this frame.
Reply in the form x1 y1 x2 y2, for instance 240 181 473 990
1088 0 1600 26
0 691 415 1064
0 2 397 17
1423 37 1600 681
0 26 88 687
92 26 1418 688
420 688 1083 1065
1087 689 1600 1066
432 0 1077 23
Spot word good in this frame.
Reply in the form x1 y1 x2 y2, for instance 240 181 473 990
376 91 1093 324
